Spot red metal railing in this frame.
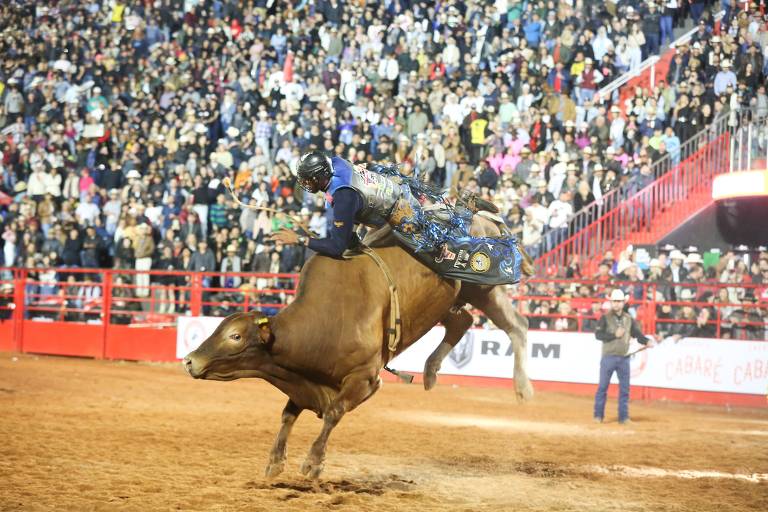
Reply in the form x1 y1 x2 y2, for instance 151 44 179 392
1 268 765 362
537 132 731 274
511 278 766 340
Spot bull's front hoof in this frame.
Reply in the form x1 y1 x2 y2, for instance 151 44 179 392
300 459 325 479
264 460 285 478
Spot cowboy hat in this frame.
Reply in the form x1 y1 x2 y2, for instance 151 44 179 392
686 253 703 265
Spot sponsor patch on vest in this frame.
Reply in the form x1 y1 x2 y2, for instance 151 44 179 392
470 251 491 273
454 250 470 269
333 220 345 228
434 243 457 263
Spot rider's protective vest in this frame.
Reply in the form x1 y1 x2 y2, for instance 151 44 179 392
327 157 401 226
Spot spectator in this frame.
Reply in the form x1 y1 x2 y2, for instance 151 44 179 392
134 224 155 298
593 289 651 424
221 244 243 289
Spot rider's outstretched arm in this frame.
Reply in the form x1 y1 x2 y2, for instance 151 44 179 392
307 188 363 258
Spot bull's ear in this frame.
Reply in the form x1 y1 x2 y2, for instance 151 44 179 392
254 316 273 345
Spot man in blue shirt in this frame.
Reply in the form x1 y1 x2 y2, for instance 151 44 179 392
713 60 737 96
270 151 395 257
271 151 525 285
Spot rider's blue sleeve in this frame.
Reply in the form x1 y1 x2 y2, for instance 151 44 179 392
307 188 363 258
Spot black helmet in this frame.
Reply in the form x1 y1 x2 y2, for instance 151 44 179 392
296 151 332 193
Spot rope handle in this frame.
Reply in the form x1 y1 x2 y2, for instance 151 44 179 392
222 177 314 235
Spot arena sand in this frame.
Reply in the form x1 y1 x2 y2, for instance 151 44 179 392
0 353 765 511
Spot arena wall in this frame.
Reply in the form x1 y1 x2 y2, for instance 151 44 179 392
1 316 764 408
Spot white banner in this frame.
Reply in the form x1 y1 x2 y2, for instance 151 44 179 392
388 329 600 383
176 316 223 359
389 330 768 395
631 338 768 395
176 317 768 396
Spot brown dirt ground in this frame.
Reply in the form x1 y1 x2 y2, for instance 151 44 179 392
0 353 766 512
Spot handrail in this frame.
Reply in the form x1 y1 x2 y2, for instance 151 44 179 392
670 10 726 49
3 267 766 344
537 132 731 272
536 106 757 270
597 10 725 101
560 108 746 241
597 56 659 103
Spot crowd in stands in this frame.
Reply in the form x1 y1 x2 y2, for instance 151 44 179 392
516 245 768 340
0 1 766 336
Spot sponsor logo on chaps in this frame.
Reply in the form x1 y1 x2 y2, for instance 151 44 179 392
448 335 474 368
434 243 457 264
454 250 470 270
470 251 491 273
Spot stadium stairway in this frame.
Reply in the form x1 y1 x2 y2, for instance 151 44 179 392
537 132 733 276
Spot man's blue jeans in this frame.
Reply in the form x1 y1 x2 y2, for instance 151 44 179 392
593 354 631 422
660 15 674 47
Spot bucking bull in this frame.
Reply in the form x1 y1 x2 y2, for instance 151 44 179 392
183 215 534 479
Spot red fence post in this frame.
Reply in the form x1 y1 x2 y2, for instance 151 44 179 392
101 271 112 359
648 283 658 334
190 273 202 316
13 268 26 352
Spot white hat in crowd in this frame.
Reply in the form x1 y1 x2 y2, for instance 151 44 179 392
670 250 685 260
686 253 703 265
610 289 626 301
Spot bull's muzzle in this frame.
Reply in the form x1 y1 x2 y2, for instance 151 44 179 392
183 355 205 379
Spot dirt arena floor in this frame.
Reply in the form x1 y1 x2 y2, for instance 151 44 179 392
0 353 766 512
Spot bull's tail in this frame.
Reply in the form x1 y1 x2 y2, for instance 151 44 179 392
473 196 500 214
518 244 536 278
456 189 500 214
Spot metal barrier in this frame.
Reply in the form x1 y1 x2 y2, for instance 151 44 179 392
564 110 743 240
730 111 768 172
537 131 732 274
596 10 725 105
510 278 767 340
0 267 299 359
0 268 765 362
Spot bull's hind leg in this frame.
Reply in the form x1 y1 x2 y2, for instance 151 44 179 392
265 399 302 478
423 307 473 390
300 369 381 479
466 286 534 401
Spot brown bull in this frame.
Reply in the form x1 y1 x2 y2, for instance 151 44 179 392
183 216 533 479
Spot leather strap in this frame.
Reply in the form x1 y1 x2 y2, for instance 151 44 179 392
358 244 402 358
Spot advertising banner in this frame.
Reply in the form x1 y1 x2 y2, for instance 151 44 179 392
176 317 767 395
176 316 222 359
386 331 768 395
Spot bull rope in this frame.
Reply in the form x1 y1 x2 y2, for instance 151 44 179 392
356 245 415 384
221 177 313 235
355 245 402 358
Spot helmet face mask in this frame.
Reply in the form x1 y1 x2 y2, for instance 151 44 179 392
297 174 327 194
297 151 332 193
